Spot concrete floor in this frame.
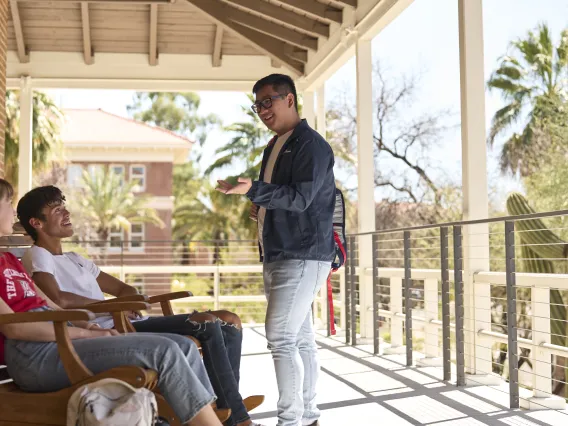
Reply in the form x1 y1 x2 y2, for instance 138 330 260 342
238 327 568 426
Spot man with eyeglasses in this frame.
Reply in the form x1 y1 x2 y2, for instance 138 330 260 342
216 74 335 426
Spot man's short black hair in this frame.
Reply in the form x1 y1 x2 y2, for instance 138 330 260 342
17 186 66 241
252 74 299 112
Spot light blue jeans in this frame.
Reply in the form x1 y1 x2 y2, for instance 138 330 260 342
263 259 332 426
5 326 215 423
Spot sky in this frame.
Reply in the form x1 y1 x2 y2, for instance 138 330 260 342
44 0 568 213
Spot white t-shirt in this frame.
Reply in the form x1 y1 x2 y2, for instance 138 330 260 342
22 246 142 329
258 129 294 253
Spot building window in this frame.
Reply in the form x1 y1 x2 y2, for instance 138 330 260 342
109 225 124 250
110 165 125 185
67 164 84 188
88 164 103 180
130 165 146 192
130 223 144 251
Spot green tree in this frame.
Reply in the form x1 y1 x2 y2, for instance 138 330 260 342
487 24 568 176
70 168 164 245
5 90 64 193
205 94 272 179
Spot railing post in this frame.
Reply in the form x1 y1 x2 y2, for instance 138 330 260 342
213 269 220 311
326 273 331 337
372 234 380 355
441 227 451 381
403 231 412 366
350 235 357 346
505 221 519 409
454 226 466 386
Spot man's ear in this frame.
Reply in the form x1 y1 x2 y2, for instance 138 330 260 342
29 218 43 231
287 93 295 109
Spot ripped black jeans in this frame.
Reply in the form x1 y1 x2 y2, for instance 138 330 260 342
132 312 247 425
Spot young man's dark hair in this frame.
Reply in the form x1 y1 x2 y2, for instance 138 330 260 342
252 74 299 112
17 186 66 241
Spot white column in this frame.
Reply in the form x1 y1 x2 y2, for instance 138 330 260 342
302 91 316 129
458 0 493 380
356 37 376 340
417 278 442 366
18 76 33 198
315 85 326 138
385 277 405 354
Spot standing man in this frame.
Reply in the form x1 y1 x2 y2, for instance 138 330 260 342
217 74 336 426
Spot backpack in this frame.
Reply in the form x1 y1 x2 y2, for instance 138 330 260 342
326 188 347 335
67 378 158 426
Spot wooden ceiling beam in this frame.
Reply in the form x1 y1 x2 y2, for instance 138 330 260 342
9 0 29 63
212 25 223 67
276 0 342 24
188 0 304 75
223 0 329 38
332 0 358 7
227 6 317 50
80 3 94 65
149 4 158 66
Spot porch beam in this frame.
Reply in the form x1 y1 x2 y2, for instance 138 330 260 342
188 0 304 75
227 6 318 51
9 0 29 63
302 90 315 129
355 37 376 339
332 0 357 7
149 4 158 66
223 0 330 38
276 0 343 24
0 0 8 178
18 76 33 198
80 3 94 65
458 0 490 378
212 25 223 67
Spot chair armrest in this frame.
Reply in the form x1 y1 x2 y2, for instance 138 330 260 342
0 310 96 384
88 295 149 305
0 309 94 325
147 291 192 304
84 302 150 314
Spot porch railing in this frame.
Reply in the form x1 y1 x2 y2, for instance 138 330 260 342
337 208 568 412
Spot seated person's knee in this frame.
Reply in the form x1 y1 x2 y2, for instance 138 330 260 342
214 310 242 328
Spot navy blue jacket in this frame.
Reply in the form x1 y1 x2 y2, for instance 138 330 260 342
246 119 336 263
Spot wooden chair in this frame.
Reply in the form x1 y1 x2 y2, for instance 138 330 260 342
0 303 182 426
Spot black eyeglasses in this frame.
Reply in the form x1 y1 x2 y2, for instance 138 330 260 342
251 94 287 113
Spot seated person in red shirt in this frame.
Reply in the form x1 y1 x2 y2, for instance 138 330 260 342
0 179 222 426
17 185 262 426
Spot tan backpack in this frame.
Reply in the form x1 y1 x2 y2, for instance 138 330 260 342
67 378 158 426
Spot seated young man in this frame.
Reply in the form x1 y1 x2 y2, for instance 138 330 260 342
0 178 222 426
17 186 262 426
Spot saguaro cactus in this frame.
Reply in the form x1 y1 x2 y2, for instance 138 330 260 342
507 192 567 396
506 192 567 347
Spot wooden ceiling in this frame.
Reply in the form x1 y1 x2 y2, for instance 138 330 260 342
7 0 358 76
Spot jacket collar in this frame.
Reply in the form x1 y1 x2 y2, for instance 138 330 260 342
267 119 308 147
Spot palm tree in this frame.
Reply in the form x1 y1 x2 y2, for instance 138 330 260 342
205 94 272 179
487 24 568 176
70 168 164 248
4 90 64 192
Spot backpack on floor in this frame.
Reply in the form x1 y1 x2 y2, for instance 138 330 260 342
327 188 347 335
67 378 158 426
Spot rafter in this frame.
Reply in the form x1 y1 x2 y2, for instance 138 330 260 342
333 0 357 7
212 25 223 67
227 5 317 50
80 3 94 65
149 4 158 65
9 0 29 63
223 0 329 38
276 0 342 24
188 0 305 75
